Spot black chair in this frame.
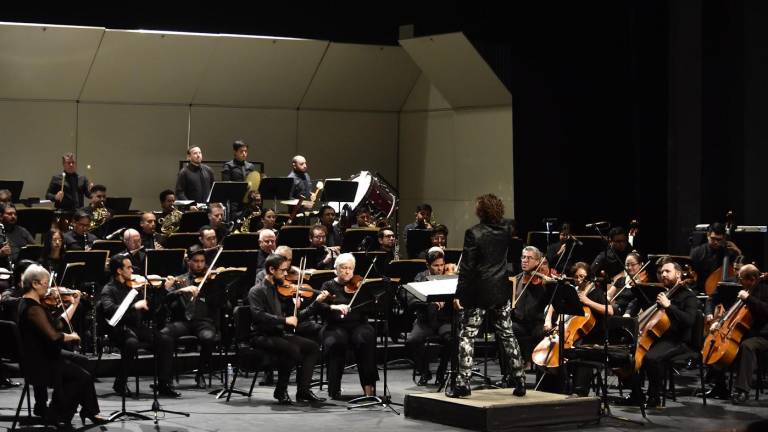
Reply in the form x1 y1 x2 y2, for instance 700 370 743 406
0 320 35 431
223 306 279 402
662 312 707 406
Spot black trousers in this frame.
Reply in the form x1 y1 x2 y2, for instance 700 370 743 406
161 319 218 373
735 336 768 392
33 350 95 420
113 324 174 386
322 322 379 394
623 338 688 399
406 321 452 374
250 334 320 392
511 319 544 367
41 355 99 423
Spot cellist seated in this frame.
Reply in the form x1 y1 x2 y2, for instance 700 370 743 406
728 264 768 404
617 260 698 409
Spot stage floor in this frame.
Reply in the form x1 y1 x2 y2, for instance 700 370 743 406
1 361 766 432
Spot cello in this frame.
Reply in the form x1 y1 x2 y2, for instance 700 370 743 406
702 272 768 368
704 211 739 296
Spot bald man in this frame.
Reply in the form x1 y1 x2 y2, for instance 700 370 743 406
255 230 277 272
122 228 145 270
287 155 312 202
730 264 768 403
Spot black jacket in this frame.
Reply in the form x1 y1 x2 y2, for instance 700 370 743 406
46 173 90 210
175 163 215 203
222 160 257 182
455 220 516 309
247 278 324 336
745 282 768 337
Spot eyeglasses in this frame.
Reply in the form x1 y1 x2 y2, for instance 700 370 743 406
276 266 290 273
383 234 395 238
521 256 536 261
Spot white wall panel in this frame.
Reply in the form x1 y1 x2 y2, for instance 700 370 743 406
301 43 420 111
0 23 103 100
0 101 77 200
77 103 189 211
189 106 297 178
80 30 217 104
401 73 451 112
194 37 328 108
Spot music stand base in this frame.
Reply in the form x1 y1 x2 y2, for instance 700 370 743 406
347 395 401 415
109 410 152 422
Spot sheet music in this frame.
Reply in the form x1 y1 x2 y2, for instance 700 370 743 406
404 278 458 302
107 289 139 327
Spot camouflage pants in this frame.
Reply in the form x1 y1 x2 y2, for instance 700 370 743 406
457 300 523 387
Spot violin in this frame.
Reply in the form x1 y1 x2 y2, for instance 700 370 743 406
42 287 90 309
192 266 247 284
344 275 364 294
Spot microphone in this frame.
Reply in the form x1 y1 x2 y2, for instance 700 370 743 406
542 218 558 224
585 221 610 229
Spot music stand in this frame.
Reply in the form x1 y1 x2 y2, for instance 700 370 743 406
63 250 108 284
18 244 42 262
405 229 432 259
710 281 742 311
304 269 336 291
258 177 293 212
289 248 315 267
165 233 200 250
222 233 260 250
91 240 124 257
105 197 132 214
0 180 23 203
320 180 358 213
350 252 387 277
104 214 142 234
207 181 248 223
443 248 462 264
347 279 401 414
277 225 310 248
179 212 208 233
342 228 379 253
387 259 426 284
15 208 54 237
146 249 186 277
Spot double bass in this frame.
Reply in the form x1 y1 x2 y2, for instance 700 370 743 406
702 273 768 368
704 211 739 296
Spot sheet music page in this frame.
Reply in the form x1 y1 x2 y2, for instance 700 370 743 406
107 289 139 327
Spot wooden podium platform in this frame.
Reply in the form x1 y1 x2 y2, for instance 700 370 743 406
404 389 601 431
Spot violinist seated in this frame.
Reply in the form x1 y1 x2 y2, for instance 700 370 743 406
306 224 339 270
618 260 698 409
255 229 277 272
17 264 107 428
63 210 98 251
247 253 329 404
690 222 742 294
406 248 453 386
546 262 614 396
160 247 220 389
606 252 647 317
276 266 324 340
100 254 179 397
589 227 629 281
727 264 768 404
319 253 380 400
512 246 551 369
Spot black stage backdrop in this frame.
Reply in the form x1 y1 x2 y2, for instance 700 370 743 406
3 1 767 262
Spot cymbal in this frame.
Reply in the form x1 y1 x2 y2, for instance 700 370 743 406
243 171 261 203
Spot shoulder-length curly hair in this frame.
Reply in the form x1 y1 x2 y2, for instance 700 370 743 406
475 194 504 224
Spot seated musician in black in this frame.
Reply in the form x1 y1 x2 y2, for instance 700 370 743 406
545 262 613 396
100 254 179 397
512 246 550 370
122 228 145 270
406 248 453 386
306 224 338 270
690 222 742 294
606 252 646 317
139 212 161 250
590 227 629 281
207 203 230 243
619 260 698 408
416 225 449 259
63 210 98 251
320 253 379 399
255 229 276 272
161 247 220 389
0 203 35 266
319 205 342 248
18 264 107 427
247 253 328 404
372 227 397 277
728 264 768 404
198 225 219 250
546 222 576 275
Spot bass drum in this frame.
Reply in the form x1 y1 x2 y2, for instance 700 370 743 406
328 171 397 221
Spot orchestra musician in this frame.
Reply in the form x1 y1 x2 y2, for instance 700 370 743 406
416 225 449 259
62 210 97 251
619 260 697 408
402 203 433 254
546 222 575 274
353 207 374 229
18 264 107 427
121 229 145 270
0 189 11 205
590 227 629 280
451 194 525 398
406 247 453 386
255 230 277 272
0 203 35 265
247 253 328 404
287 155 312 206
157 189 182 238
83 184 110 237
206 203 230 242
100 254 178 397
222 140 256 215
728 264 768 403
318 205 342 247
40 227 65 275
139 212 161 250
606 252 646 317
259 208 278 234
175 146 214 204
254 245 292 287
46 152 92 211
161 247 220 389
198 225 219 249
320 253 379 400
512 246 550 371
306 225 338 270
690 222 742 294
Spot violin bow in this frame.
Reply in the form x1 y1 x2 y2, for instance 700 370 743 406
513 257 546 309
609 260 651 303
348 256 377 310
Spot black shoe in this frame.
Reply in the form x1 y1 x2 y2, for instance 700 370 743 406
80 412 109 426
329 389 343 400
511 377 526 397
446 384 471 398
112 382 133 398
274 387 292 405
33 402 47 418
296 390 326 403
616 393 644 406
0 377 20 388
731 389 748 405
155 383 181 398
417 370 433 386
705 385 731 400
645 396 662 409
